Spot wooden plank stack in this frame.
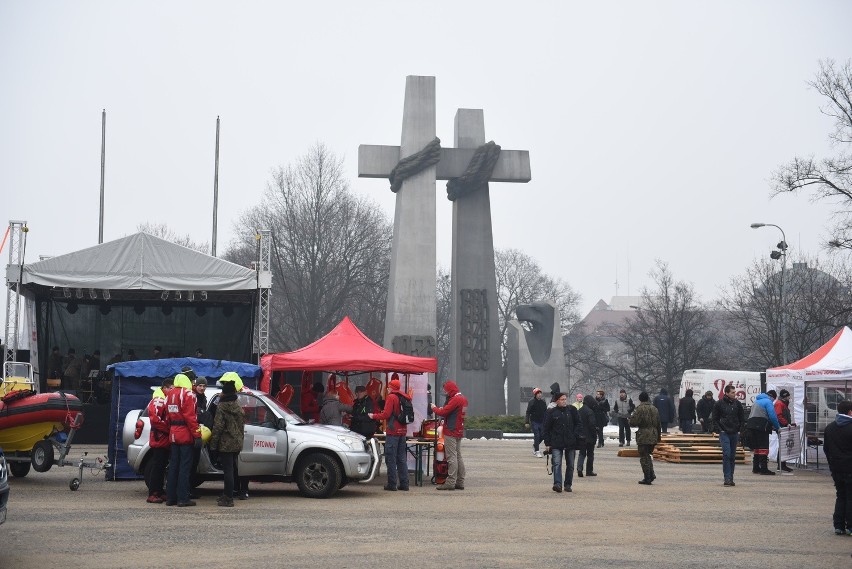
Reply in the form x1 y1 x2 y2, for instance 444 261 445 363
616 433 750 464
651 433 750 464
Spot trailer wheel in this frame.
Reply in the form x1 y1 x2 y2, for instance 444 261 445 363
10 461 30 478
32 439 55 472
69 478 80 491
295 453 341 499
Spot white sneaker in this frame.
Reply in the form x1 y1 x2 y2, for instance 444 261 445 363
535 451 543 458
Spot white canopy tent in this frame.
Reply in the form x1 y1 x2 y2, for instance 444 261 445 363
766 326 852 429
20 232 257 292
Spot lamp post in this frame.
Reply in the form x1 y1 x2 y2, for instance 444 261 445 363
750 222 788 365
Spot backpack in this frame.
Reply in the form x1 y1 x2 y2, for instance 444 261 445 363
396 393 415 425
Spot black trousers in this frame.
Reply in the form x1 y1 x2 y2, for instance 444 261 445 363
577 442 595 474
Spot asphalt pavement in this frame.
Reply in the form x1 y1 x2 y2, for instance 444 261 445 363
1 438 849 568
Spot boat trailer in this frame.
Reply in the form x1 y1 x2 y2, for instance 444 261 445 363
5 412 111 491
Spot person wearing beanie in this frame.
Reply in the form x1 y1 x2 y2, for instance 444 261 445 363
773 389 795 473
369 376 412 491
431 380 468 490
630 391 661 485
696 390 715 433
165 373 200 507
209 379 245 507
576 395 598 478
525 388 547 457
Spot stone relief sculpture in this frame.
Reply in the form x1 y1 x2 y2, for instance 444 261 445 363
507 300 566 415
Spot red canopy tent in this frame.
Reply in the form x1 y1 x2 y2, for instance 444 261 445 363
259 316 437 392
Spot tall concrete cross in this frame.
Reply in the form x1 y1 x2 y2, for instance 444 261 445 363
359 77 531 414
449 109 531 415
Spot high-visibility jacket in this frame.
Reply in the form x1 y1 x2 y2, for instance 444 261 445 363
148 387 170 449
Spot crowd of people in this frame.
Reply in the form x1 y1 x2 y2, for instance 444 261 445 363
47 345 208 393
144 368 249 507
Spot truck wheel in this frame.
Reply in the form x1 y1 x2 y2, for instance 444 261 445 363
295 453 341 499
32 440 55 472
10 461 30 478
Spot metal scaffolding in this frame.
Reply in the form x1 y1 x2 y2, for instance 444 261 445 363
254 229 272 363
4 220 28 364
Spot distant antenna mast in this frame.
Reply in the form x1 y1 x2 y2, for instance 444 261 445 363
614 253 619 295
98 109 106 244
211 116 220 257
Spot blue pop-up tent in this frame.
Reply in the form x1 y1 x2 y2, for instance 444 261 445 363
106 357 261 479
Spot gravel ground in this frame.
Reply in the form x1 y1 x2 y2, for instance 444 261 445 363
2 438 850 568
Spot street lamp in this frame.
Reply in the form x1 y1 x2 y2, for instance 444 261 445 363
750 222 788 364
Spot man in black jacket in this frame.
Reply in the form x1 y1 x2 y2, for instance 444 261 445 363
525 388 547 458
577 395 598 477
543 393 584 493
712 384 745 487
594 390 611 448
349 386 377 439
696 391 715 433
678 389 697 434
653 389 676 433
824 399 852 535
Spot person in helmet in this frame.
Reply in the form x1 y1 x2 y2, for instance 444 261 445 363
145 378 173 503
165 373 200 507
209 379 245 507
525 387 547 457
219 372 250 500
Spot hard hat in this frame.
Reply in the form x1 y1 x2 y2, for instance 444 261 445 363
219 371 243 391
198 425 211 444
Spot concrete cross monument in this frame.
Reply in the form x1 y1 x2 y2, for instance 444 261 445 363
448 109 531 415
359 76 531 416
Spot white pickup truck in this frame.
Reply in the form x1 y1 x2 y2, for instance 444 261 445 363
122 387 379 498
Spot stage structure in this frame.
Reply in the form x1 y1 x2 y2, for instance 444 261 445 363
10 232 267 392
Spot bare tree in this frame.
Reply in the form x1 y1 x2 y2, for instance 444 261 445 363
433 249 581 386
718 254 852 368
435 267 451 383
602 262 720 395
223 143 392 351
137 222 209 254
771 59 852 249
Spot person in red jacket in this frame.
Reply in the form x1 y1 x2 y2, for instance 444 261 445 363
369 376 410 491
431 380 468 491
773 389 795 473
145 378 173 503
165 373 200 507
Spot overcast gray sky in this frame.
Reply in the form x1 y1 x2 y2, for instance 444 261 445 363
2 1 851 331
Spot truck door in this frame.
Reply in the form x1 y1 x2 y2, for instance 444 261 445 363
238 393 288 476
